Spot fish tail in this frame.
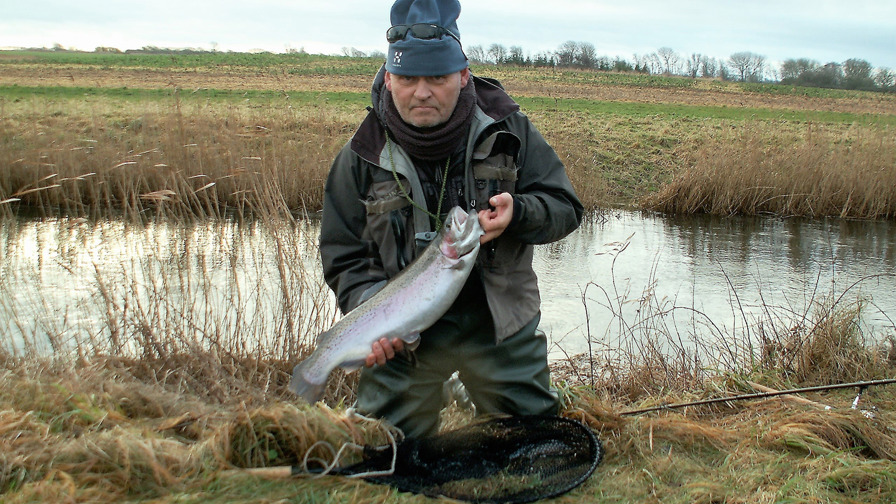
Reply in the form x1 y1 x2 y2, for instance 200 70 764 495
288 360 326 404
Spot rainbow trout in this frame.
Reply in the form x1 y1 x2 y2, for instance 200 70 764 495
289 206 484 403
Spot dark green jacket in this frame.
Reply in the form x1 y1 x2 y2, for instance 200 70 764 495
320 68 583 341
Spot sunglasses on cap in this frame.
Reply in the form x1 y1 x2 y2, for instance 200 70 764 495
386 23 462 46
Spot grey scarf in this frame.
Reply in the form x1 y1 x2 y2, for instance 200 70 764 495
380 79 477 161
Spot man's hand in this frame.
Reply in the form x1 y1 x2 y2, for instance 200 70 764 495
478 192 513 244
365 337 405 367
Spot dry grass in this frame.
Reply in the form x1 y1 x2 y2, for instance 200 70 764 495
2 352 895 503
3 249 891 502
644 121 896 218
0 91 359 218
5 62 896 216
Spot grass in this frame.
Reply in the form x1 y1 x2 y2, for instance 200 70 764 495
1 52 896 502
1 207 893 502
1 316 894 503
3 51 896 216
643 121 896 218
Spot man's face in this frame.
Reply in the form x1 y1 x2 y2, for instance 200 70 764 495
384 68 470 128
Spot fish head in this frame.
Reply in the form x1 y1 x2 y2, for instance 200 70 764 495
440 206 484 260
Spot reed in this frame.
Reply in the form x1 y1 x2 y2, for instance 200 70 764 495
4 86 896 217
644 121 896 218
551 234 895 402
0 91 361 220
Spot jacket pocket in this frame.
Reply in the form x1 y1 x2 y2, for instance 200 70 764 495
472 130 520 211
362 180 414 277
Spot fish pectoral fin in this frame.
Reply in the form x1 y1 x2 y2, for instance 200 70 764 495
402 333 421 351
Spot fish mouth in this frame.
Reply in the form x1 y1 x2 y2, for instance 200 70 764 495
443 207 483 257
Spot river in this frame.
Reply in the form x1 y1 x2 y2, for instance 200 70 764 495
1 211 893 363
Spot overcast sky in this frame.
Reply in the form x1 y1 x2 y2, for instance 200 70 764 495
3 0 895 71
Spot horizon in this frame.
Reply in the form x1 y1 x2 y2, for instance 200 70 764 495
3 1 895 72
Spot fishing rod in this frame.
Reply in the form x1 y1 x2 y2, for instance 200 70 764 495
620 378 896 416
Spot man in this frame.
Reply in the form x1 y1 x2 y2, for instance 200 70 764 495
319 0 583 439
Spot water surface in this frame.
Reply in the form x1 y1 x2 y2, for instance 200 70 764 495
2 211 893 362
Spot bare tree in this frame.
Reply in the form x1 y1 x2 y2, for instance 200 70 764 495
645 52 662 74
577 42 598 68
874 68 895 91
700 55 719 78
656 47 680 74
467 44 486 64
686 53 702 78
780 58 818 81
728 51 765 82
487 43 507 64
555 41 579 67
843 58 875 89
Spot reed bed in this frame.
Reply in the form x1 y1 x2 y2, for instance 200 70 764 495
550 235 896 403
644 121 896 218
4 85 896 217
0 91 360 219
0 213 337 381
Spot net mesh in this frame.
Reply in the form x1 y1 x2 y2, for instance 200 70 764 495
337 415 602 503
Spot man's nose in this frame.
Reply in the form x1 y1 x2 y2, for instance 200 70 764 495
413 81 433 99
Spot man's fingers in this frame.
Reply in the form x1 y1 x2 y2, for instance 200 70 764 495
366 337 404 367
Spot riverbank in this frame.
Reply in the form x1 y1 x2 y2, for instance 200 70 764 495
2 52 895 217
2 336 895 503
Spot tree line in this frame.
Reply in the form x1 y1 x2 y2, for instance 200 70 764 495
473 41 895 92
344 41 895 93
44 41 896 93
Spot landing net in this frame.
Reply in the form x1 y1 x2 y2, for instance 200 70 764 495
337 415 602 503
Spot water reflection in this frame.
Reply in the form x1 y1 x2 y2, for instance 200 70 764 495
535 211 896 358
2 211 893 363
0 215 333 356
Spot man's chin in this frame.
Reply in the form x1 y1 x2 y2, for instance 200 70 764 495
404 109 444 128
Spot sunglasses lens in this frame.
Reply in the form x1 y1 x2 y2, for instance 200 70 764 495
386 24 452 43
386 26 408 43
409 24 441 39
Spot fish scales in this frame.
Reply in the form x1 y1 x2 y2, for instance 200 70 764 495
289 206 484 403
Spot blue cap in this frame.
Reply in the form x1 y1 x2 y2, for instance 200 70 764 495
385 0 468 76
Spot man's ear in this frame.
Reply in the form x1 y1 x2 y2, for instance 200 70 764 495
460 68 470 87
384 70 393 91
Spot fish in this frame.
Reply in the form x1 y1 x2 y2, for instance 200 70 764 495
289 206 484 403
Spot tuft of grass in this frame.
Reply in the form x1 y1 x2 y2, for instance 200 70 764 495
643 121 896 218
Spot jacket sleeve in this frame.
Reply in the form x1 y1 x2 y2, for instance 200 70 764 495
319 143 389 314
504 112 584 244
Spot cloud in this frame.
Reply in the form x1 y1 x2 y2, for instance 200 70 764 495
2 0 894 68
